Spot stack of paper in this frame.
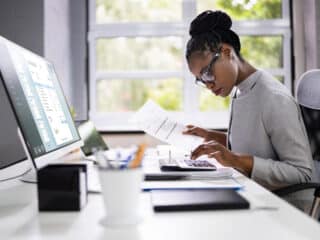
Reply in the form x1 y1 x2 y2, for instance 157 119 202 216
142 178 242 191
143 153 236 181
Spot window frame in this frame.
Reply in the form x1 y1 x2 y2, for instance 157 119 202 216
88 0 291 131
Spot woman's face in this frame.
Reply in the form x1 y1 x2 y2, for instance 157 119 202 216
187 45 238 97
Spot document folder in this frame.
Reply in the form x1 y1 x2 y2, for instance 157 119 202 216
151 189 249 212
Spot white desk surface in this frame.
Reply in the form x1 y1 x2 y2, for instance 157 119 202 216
1 165 320 240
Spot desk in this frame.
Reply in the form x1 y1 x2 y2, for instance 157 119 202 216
1 167 320 240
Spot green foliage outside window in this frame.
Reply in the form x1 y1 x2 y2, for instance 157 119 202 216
95 0 283 113
96 37 182 71
241 36 282 69
97 78 182 112
96 0 182 23
199 0 281 20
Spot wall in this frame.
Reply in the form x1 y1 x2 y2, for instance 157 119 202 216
44 0 72 103
44 0 88 121
69 0 88 121
0 0 44 55
0 0 88 121
293 0 320 88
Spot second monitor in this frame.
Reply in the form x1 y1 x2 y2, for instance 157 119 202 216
0 36 83 177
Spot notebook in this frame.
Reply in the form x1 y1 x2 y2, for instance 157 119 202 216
151 189 250 212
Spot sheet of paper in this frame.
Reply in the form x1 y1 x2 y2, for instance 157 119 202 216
142 178 242 191
130 100 203 152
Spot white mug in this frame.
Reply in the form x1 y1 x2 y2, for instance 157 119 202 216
98 167 143 227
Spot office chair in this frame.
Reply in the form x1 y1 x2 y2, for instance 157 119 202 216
273 69 320 220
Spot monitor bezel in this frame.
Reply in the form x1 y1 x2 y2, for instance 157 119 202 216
0 36 83 170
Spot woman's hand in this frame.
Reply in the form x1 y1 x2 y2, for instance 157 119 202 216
183 124 227 146
191 140 238 167
191 141 254 176
182 125 211 141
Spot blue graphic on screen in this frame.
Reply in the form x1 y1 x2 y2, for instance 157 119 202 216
5 41 79 157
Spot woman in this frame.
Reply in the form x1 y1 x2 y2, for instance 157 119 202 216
183 10 316 191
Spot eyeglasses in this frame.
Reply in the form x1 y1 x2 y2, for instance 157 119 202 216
195 52 220 88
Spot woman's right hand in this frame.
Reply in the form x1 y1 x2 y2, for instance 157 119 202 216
182 125 211 141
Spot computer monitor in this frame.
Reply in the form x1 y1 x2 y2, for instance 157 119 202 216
0 36 83 177
0 77 30 182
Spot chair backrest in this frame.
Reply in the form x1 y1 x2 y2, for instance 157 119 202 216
296 69 320 161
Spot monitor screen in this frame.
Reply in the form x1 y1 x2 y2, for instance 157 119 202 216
0 78 27 169
0 37 81 160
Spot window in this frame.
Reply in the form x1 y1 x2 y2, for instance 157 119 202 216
88 0 291 130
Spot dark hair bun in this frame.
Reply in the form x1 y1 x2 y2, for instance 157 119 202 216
189 10 232 37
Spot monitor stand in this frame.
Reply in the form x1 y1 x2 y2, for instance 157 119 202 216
16 127 38 183
0 162 35 207
18 154 89 184
16 128 85 184
20 167 37 183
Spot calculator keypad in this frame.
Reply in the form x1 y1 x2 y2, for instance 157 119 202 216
184 160 215 168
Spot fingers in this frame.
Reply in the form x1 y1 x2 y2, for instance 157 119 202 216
182 125 207 138
182 125 197 135
208 151 226 166
208 148 236 168
208 151 222 160
191 142 222 160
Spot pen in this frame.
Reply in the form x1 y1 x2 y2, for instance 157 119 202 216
129 143 147 169
120 152 134 169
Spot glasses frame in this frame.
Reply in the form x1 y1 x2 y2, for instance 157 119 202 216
195 52 221 88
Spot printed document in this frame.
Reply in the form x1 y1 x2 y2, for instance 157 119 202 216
130 100 203 152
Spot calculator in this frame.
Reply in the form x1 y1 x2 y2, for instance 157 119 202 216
159 158 216 171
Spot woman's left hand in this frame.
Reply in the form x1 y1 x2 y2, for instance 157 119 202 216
191 140 238 167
